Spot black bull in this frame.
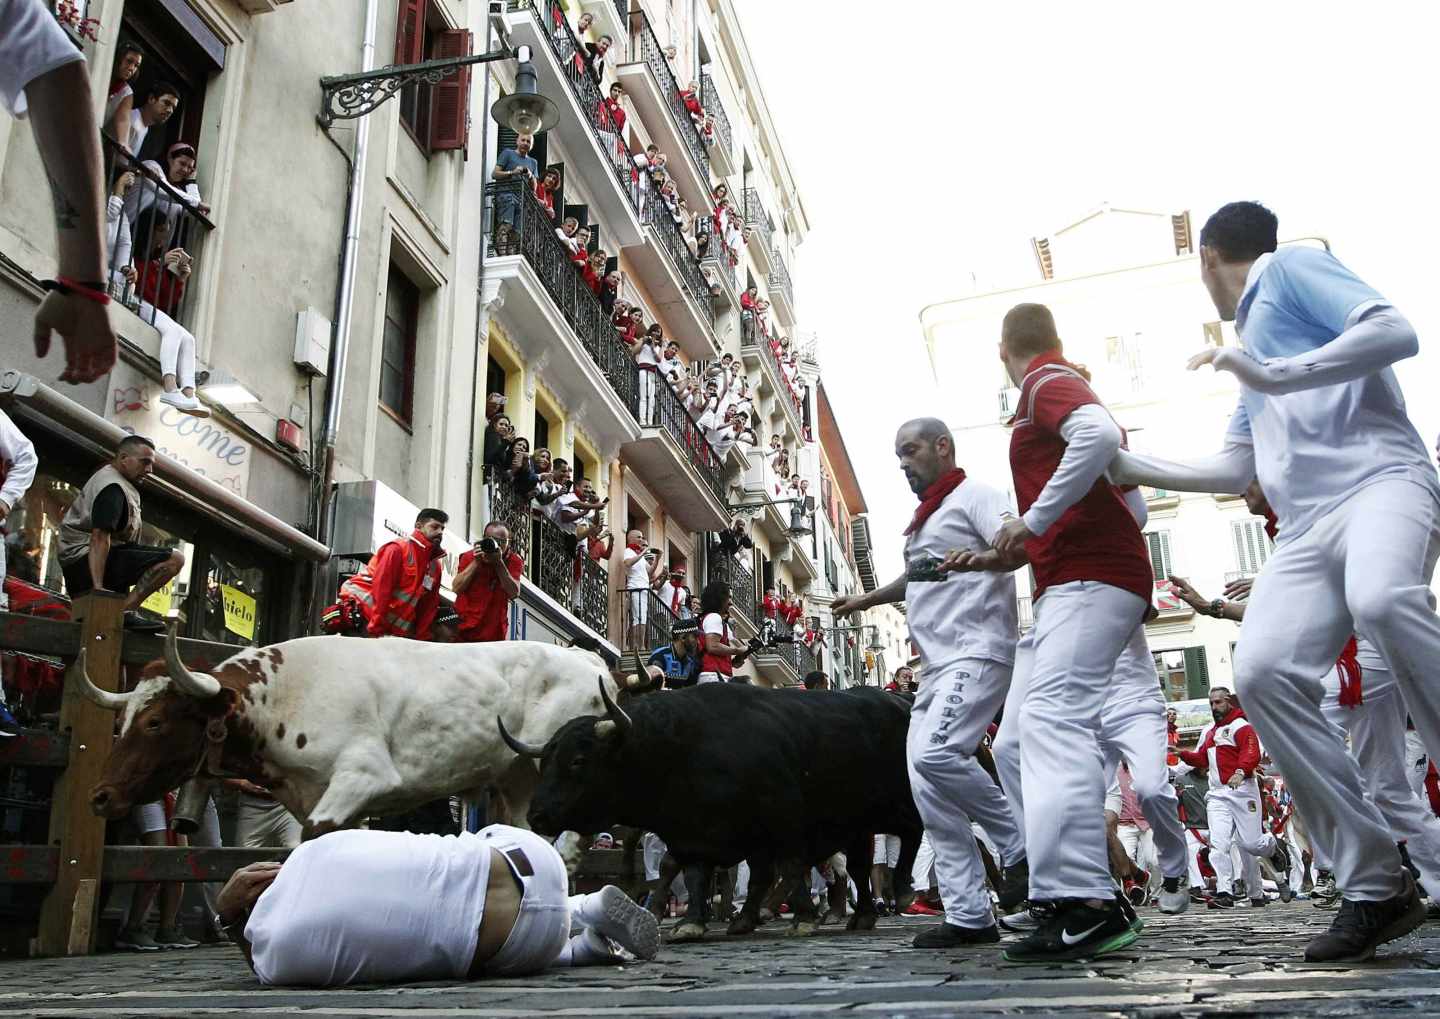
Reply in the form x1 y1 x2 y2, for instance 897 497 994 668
504 681 922 937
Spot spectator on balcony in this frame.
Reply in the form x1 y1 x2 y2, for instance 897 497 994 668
623 530 664 651
693 218 711 260
701 113 715 147
713 518 753 561
648 619 701 689
132 207 192 317
507 437 541 499
125 81 179 159
556 216 580 254
492 133 538 249
885 666 917 694
698 581 749 685
104 41 144 150
483 414 515 474
679 81 704 126
760 587 779 640
569 225 593 271
584 34 613 83
535 167 561 223
655 564 691 620
453 521 523 644
530 449 565 510
599 270 621 315
631 325 662 425
600 82 626 150
740 284 759 322
582 249 607 294
337 509 447 640
131 141 211 244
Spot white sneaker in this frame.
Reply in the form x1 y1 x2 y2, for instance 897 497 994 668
1158 876 1190 915
998 905 1044 932
581 885 659 960
159 390 211 417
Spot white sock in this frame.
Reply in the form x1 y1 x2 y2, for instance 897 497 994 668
554 928 612 967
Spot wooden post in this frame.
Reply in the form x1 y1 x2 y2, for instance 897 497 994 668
35 592 125 957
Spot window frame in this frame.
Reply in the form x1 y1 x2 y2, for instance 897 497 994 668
380 264 421 426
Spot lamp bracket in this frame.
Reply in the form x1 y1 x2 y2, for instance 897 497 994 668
319 48 517 127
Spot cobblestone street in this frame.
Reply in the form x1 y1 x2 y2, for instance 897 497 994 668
2 904 1439 1017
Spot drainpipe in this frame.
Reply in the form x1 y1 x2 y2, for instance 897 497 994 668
309 0 379 630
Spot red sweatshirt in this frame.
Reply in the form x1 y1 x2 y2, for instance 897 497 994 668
1179 707 1262 789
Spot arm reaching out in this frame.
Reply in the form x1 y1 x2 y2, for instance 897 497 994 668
1108 441 1254 495
1021 404 1122 537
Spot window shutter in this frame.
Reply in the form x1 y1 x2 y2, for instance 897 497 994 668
428 29 472 153
1145 531 1171 580
1231 519 1271 575
497 124 519 158
395 0 425 65
1183 646 1210 699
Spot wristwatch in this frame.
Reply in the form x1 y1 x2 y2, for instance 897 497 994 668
1208 598 1225 618
214 911 247 939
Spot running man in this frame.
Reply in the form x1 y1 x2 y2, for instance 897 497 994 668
1109 201 1436 960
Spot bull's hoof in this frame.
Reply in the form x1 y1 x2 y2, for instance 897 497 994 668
726 913 757 936
846 911 878 932
819 909 846 926
781 919 818 937
896 891 917 913
667 921 707 943
757 908 775 925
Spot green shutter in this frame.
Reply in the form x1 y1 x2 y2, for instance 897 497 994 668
1184 646 1210 699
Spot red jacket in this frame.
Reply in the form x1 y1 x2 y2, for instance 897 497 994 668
340 530 443 639
1179 708 1262 788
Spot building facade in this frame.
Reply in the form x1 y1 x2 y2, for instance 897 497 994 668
1 0 851 681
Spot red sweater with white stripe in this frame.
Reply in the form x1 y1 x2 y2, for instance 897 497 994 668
1179 708 1261 788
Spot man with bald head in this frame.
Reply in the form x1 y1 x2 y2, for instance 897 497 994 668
833 417 1027 950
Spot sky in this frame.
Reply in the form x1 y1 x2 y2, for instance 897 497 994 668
730 0 1440 580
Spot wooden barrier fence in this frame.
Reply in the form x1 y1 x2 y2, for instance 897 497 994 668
0 592 633 957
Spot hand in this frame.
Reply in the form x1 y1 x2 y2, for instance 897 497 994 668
1165 574 1207 610
993 517 1035 556
120 264 137 285
1226 772 1246 789
939 548 994 573
1223 576 1254 601
215 861 282 924
830 595 863 618
33 290 118 384
197 202 212 215
228 779 270 798
112 171 136 197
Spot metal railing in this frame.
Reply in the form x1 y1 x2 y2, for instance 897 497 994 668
699 71 732 160
101 137 215 333
643 369 725 504
698 217 735 295
628 10 711 180
640 181 716 327
708 551 758 629
741 317 803 417
486 179 639 414
621 587 677 653
743 187 772 254
767 249 795 314
509 0 641 216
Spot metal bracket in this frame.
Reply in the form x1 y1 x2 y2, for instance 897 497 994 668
319 49 517 127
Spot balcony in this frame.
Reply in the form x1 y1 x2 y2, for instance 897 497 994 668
618 11 712 211
502 0 643 247
620 587 680 655
789 528 819 586
621 372 728 532
699 71 736 179
767 249 796 329
740 449 792 543
753 637 817 688
708 549 759 638
486 180 641 451
489 471 609 636
742 188 775 275
698 218 738 315
740 316 804 436
629 186 718 359
580 0 629 51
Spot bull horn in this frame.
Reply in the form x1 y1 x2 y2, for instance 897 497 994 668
597 676 632 735
71 648 136 711
497 715 545 759
164 621 222 698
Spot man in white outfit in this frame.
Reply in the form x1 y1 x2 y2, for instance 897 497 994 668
215 825 658 986
1109 200 1434 961
833 417 1026 948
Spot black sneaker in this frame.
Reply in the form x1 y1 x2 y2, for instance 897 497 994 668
1209 892 1235 909
1002 899 1139 963
997 857 1029 913
1250 896 1269 908
1305 872 1425 962
912 921 1000 948
1269 839 1292 879
123 612 165 633
1115 892 1144 933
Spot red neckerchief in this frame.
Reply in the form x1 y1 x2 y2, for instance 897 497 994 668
903 468 966 536
1265 510 1362 707
667 581 684 613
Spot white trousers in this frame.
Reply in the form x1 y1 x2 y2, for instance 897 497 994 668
1318 665 1440 893
993 581 1149 901
1117 824 1157 889
911 831 937 891
1234 478 1440 901
1185 828 1208 888
638 369 658 425
907 657 1023 928
237 793 302 849
1205 784 1275 896
144 303 196 390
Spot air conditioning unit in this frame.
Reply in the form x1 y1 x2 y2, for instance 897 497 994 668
294 308 332 376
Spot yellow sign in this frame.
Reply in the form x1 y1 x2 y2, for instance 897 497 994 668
140 581 173 616
222 584 257 640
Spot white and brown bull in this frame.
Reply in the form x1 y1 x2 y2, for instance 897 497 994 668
78 626 625 838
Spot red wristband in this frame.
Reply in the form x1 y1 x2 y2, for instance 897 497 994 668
46 277 112 306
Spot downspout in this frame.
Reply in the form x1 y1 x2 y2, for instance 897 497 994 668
309 0 379 630
465 8 497 541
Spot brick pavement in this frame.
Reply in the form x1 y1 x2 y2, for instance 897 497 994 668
1 903 1438 1017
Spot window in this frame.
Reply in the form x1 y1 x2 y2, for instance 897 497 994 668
1154 647 1209 701
117 3 225 163
533 414 551 454
381 265 420 423
1144 530 1172 581
1232 519 1271 577
395 0 472 154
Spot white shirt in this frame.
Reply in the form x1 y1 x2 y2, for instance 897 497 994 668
656 580 690 616
0 408 37 511
624 547 652 590
0 0 84 117
548 492 581 535
904 478 1018 667
127 107 149 156
246 830 491 986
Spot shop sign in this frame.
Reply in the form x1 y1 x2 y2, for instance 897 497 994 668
107 376 252 498
222 584 257 640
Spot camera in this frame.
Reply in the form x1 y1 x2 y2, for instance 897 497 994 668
905 555 947 583
477 537 500 555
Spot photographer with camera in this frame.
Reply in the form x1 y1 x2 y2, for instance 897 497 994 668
453 522 523 643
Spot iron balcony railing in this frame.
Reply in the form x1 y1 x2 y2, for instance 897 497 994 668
743 187 772 254
628 9 711 181
767 249 795 313
699 71 732 161
621 587 678 654
486 178 639 414
643 366 726 505
101 137 215 334
698 217 735 296
509 0 641 216
708 551 758 630
741 316 803 418
640 181 716 328
488 468 609 635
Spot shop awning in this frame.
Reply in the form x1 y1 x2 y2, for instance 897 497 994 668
0 371 329 562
